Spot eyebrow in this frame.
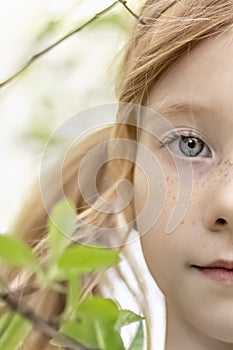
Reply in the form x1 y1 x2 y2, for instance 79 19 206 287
154 101 213 118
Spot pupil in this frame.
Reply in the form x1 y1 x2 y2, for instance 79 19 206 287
188 138 196 149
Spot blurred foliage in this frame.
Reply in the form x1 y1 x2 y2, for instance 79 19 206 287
0 3 144 346
0 199 144 350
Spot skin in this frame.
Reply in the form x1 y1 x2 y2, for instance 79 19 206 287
134 30 233 350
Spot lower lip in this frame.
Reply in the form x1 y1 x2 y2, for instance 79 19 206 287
193 267 233 283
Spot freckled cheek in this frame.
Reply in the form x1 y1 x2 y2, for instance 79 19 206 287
165 160 211 220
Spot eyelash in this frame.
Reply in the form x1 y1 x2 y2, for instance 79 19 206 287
158 129 212 158
161 130 195 144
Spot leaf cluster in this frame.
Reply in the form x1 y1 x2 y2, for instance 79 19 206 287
0 199 144 350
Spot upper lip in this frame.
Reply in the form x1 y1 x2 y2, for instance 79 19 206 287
193 260 233 270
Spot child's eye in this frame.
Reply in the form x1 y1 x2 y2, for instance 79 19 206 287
161 132 212 158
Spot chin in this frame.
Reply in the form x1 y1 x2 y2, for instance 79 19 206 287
212 334 233 344
200 321 233 344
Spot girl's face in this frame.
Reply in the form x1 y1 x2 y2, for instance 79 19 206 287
134 30 233 343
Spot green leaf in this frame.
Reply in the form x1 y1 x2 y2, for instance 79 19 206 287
58 245 120 274
48 198 77 261
0 313 13 337
59 297 142 350
50 328 90 349
77 297 119 323
60 320 97 349
94 320 106 349
63 276 81 320
128 322 144 350
0 313 32 350
60 297 121 349
0 235 38 268
95 321 125 350
115 310 144 331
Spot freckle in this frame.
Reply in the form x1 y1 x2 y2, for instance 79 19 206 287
173 196 176 200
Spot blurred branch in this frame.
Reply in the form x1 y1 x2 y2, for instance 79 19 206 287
0 285 89 350
0 0 144 90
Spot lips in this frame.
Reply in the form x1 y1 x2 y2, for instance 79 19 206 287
193 260 233 270
192 260 233 270
191 260 233 283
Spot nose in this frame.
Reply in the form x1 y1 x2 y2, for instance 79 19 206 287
203 162 233 233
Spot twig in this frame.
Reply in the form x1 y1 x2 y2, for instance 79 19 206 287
0 0 145 90
0 290 89 350
0 1 119 89
118 0 146 24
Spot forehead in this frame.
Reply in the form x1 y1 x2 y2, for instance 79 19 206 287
148 28 233 113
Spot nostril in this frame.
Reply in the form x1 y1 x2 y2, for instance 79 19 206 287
216 218 227 225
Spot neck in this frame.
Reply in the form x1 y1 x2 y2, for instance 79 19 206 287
165 300 233 350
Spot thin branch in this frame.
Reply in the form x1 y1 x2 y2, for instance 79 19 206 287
0 290 89 350
118 0 146 24
0 285 37 317
0 1 119 89
0 0 145 90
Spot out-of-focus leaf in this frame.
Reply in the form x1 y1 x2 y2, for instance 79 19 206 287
58 245 120 274
0 313 13 336
77 297 119 322
0 235 38 268
95 320 125 350
59 320 97 348
115 310 144 330
128 322 144 350
0 313 32 350
63 276 81 320
60 297 120 348
48 198 77 262
57 297 143 350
